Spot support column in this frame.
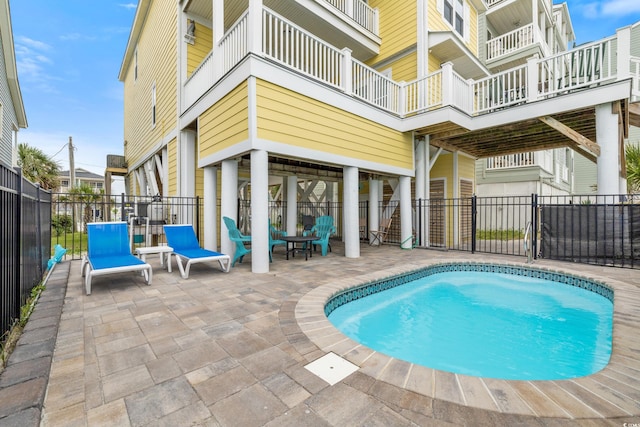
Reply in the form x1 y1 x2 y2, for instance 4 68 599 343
343 166 360 258
286 175 298 236
368 177 380 245
251 150 269 272
596 103 620 201
220 159 238 257
415 137 427 247
400 176 412 249
180 130 196 197
204 166 218 251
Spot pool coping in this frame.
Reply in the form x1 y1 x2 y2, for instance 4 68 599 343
295 258 640 419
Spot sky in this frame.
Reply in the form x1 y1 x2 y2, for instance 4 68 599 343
7 0 640 195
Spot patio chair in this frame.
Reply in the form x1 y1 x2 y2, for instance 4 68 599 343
303 215 336 256
269 219 286 262
228 229 252 266
223 216 251 243
359 218 367 241
369 217 393 246
164 224 231 278
82 222 152 295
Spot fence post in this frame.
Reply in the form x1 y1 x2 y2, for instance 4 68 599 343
196 196 201 240
531 193 538 259
14 167 22 318
36 184 43 277
471 195 477 253
120 193 126 221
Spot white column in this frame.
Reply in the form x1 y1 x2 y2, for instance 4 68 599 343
220 159 238 256
251 150 269 272
343 166 360 258
204 166 218 251
162 147 169 197
368 177 380 245
247 0 263 55
400 176 412 249
617 26 631 81
452 151 459 246
286 175 298 235
596 103 620 202
180 130 196 197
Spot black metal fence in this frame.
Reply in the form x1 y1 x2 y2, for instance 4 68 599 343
1 165 51 337
51 193 201 260
3 186 636 340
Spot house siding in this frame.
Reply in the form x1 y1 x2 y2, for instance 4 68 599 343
0 30 18 166
255 79 413 170
431 153 475 198
122 0 177 170
199 81 249 159
368 0 416 65
168 138 177 195
573 153 596 194
187 22 213 77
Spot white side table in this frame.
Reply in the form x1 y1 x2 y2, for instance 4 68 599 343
135 246 174 272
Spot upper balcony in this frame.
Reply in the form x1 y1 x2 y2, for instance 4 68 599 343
183 0 380 61
183 3 639 150
484 0 555 68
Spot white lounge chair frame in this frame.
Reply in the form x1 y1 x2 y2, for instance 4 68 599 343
82 222 153 295
164 224 231 278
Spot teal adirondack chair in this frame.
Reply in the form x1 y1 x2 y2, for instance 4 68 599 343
228 228 251 266
223 216 251 243
269 219 286 262
303 215 336 256
223 216 252 266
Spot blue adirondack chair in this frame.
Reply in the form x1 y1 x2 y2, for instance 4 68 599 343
223 216 252 266
228 228 252 266
303 215 336 256
269 219 286 262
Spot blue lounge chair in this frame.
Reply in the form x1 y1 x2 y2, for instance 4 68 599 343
83 222 152 295
164 224 231 278
303 215 336 256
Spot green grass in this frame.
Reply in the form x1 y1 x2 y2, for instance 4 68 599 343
476 229 525 240
51 232 87 255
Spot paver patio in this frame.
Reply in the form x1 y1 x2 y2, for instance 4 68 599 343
6 242 640 426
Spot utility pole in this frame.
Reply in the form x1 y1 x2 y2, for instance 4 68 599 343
68 136 75 189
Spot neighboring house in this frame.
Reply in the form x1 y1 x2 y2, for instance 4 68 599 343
119 0 640 273
57 168 105 194
0 0 27 167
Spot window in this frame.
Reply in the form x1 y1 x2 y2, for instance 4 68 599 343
61 180 69 187
439 0 469 41
151 82 156 127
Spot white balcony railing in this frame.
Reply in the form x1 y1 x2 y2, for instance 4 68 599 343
352 59 402 112
487 24 535 61
323 0 379 35
631 57 640 100
486 152 536 169
263 8 344 89
183 6 623 121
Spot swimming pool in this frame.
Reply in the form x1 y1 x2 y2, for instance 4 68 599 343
325 263 613 381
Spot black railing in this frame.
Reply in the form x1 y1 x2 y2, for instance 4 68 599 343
51 193 201 260
0 165 51 337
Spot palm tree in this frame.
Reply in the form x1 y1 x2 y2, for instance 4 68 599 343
626 143 640 193
69 184 102 232
17 143 61 190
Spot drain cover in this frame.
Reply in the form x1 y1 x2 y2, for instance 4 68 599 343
304 352 359 385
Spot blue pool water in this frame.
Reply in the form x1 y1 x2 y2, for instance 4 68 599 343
328 270 613 380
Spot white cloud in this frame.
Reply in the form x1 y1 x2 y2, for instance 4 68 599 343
16 36 51 52
119 3 137 10
601 0 640 15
